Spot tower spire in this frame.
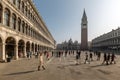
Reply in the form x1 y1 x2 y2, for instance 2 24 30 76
82 9 87 19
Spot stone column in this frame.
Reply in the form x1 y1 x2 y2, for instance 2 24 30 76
33 44 35 54
15 16 18 31
21 21 23 33
14 44 18 60
9 11 12 28
2 7 4 25
23 43 26 57
0 42 5 62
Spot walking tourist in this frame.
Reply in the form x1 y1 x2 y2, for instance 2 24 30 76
102 53 107 64
76 52 79 65
97 52 101 61
89 52 93 61
46 51 50 60
106 53 110 65
84 52 90 64
110 53 116 64
38 51 46 71
65 50 68 57
75 50 81 65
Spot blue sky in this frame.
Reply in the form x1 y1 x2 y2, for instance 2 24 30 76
33 0 120 44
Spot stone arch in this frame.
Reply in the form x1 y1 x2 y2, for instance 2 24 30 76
26 41 30 52
18 39 25 58
5 37 16 59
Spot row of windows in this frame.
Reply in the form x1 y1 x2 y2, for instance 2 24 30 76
93 29 120 43
92 38 120 46
0 4 51 45
9 0 50 39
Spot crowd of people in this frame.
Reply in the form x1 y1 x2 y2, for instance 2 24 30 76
26 50 117 71
55 50 117 65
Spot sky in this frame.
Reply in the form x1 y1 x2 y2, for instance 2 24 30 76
33 0 120 44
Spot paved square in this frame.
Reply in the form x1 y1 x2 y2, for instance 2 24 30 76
0 52 120 80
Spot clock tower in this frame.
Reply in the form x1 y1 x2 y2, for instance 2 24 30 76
81 9 88 50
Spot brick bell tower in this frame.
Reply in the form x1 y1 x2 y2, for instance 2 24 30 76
81 9 88 50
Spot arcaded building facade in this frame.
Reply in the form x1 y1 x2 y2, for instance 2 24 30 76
0 0 55 61
92 28 120 53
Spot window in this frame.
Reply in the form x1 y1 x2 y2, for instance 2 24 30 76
10 0 16 5
30 13 32 20
28 26 30 36
13 0 16 5
0 4 2 23
26 24 28 35
18 18 21 31
21 1 24 13
4 8 10 26
25 6 27 16
17 0 21 9
30 28 32 37
28 10 30 18
12 13 16 29
22 21 25 33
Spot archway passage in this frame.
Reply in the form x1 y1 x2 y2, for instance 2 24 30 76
35 44 37 52
0 37 2 60
5 37 16 59
18 39 25 58
31 43 34 54
26 41 30 52
38 45 39 51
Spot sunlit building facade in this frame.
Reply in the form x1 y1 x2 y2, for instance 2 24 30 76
92 27 120 53
0 0 55 61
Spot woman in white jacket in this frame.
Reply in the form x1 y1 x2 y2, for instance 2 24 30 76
38 51 46 71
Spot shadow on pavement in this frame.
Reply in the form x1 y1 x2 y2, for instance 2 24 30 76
4 70 35 76
57 64 79 69
90 64 107 68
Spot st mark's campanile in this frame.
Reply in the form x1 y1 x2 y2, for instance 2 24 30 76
81 9 88 50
